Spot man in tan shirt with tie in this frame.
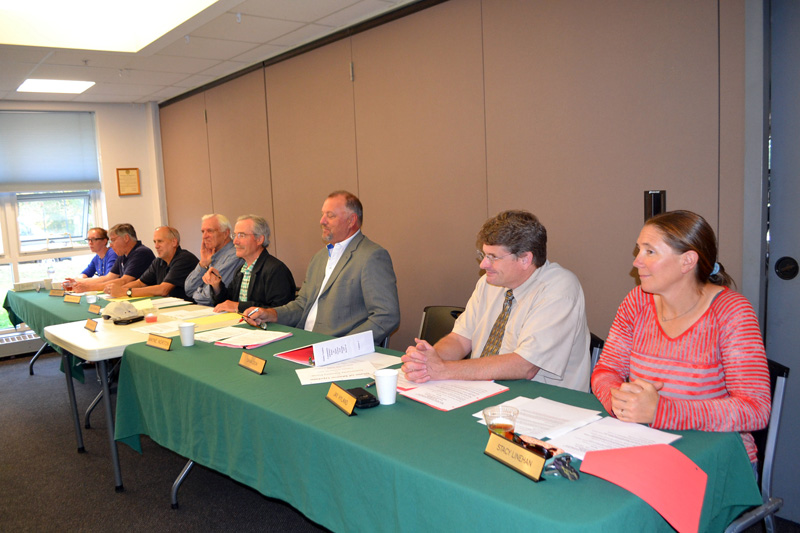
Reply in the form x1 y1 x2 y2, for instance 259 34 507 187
401 210 591 392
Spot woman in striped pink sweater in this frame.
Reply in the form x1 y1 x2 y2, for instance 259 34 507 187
591 210 770 463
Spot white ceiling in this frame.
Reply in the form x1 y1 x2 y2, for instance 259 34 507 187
0 0 418 105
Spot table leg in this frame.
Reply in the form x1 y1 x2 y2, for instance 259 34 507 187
170 460 195 509
84 390 103 429
28 341 48 376
98 359 124 492
62 352 85 453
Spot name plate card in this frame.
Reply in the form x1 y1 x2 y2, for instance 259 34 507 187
484 433 546 482
49 289 65 297
146 334 172 351
238 351 266 374
326 383 357 416
313 330 374 367
64 294 81 304
84 319 98 332
88 304 102 314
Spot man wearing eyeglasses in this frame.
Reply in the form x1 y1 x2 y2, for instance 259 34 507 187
401 210 590 392
72 223 155 293
242 191 400 347
183 214 243 306
105 226 198 300
203 215 295 313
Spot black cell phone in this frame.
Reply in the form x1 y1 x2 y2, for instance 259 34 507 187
113 315 145 325
347 387 380 408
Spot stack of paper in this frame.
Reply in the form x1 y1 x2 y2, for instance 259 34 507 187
215 329 292 349
400 380 509 411
472 396 601 439
151 297 193 309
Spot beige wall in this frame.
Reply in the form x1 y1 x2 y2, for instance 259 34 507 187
159 0 748 349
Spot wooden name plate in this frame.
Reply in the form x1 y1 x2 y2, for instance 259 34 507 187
326 383 357 416
49 289 65 297
64 294 81 304
146 334 172 351
484 432 546 482
84 319 98 332
239 351 266 374
88 304 102 314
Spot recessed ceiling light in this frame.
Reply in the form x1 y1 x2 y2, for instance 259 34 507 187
0 0 218 52
17 79 96 94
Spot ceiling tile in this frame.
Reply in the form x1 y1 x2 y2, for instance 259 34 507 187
318 0 399 28
156 35 258 60
233 0 357 23
200 60 251 77
230 43 288 64
268 23 335 48
191 12 304 43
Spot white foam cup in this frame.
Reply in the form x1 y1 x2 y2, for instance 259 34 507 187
374 368 399 405
178 322 196 347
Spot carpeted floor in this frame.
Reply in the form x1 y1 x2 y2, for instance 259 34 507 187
0 352 329 532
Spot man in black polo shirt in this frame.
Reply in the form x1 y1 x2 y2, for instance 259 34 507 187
106 226 198 300
73 223 155 292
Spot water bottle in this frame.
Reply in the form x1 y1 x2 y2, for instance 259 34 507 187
46 263 55 279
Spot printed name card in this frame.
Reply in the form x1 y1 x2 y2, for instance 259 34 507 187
146 333 172 351
326 383 357 416
313 331 374 367
88 304 102 314
64 294 82 304
484 433 546 482
49 289 65 297
239 351 266 374
84 319 98 332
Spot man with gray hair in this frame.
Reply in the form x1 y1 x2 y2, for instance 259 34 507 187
184 214 243 306
204 215 295 313
401 210 590 391
106 226 198 300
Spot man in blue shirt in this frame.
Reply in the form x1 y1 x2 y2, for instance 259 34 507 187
73 223 155 292
183 214 243 306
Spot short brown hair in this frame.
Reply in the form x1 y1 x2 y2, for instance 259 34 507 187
328 190 363 226
477 210 547 267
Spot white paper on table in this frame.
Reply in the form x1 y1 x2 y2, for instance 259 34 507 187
161 308 216 320
399 380 508 411
471 396 602 439
194 326 247 343
355 352 402 370
131 322 181 336
313 330 374 366
215 329 291 348
296 361 377 385
151 297 193 309
547 416 682 460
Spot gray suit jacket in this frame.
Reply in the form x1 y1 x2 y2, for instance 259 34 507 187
274 232 400 344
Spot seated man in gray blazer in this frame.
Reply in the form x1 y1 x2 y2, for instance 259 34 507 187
244 190 400 346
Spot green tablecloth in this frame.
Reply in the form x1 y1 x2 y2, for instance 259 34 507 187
115 326 761 532
4 290 98 380
4 290 96 340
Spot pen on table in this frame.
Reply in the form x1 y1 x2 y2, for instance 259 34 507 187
365 381 375 388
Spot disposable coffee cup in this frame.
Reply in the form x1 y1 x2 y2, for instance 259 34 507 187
178 322 196 347
374 368 399 405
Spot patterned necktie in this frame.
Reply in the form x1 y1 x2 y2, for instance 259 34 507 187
480 289 514 357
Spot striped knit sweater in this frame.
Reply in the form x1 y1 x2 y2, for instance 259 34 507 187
591 286 770 462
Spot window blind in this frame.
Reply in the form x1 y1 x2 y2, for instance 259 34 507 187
0 111 101 192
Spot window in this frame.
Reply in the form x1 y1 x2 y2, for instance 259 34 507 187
0 190 101 331
17 192 93 252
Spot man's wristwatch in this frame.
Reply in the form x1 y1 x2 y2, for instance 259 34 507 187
126 288 133 297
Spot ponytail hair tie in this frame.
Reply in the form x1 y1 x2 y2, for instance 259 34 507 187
710 262 720 277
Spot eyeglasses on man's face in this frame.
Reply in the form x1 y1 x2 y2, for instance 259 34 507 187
234 232 255 240
476 250 515 264
87 237 107 242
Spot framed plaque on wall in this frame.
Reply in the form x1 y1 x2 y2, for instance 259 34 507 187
116 168 141 196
